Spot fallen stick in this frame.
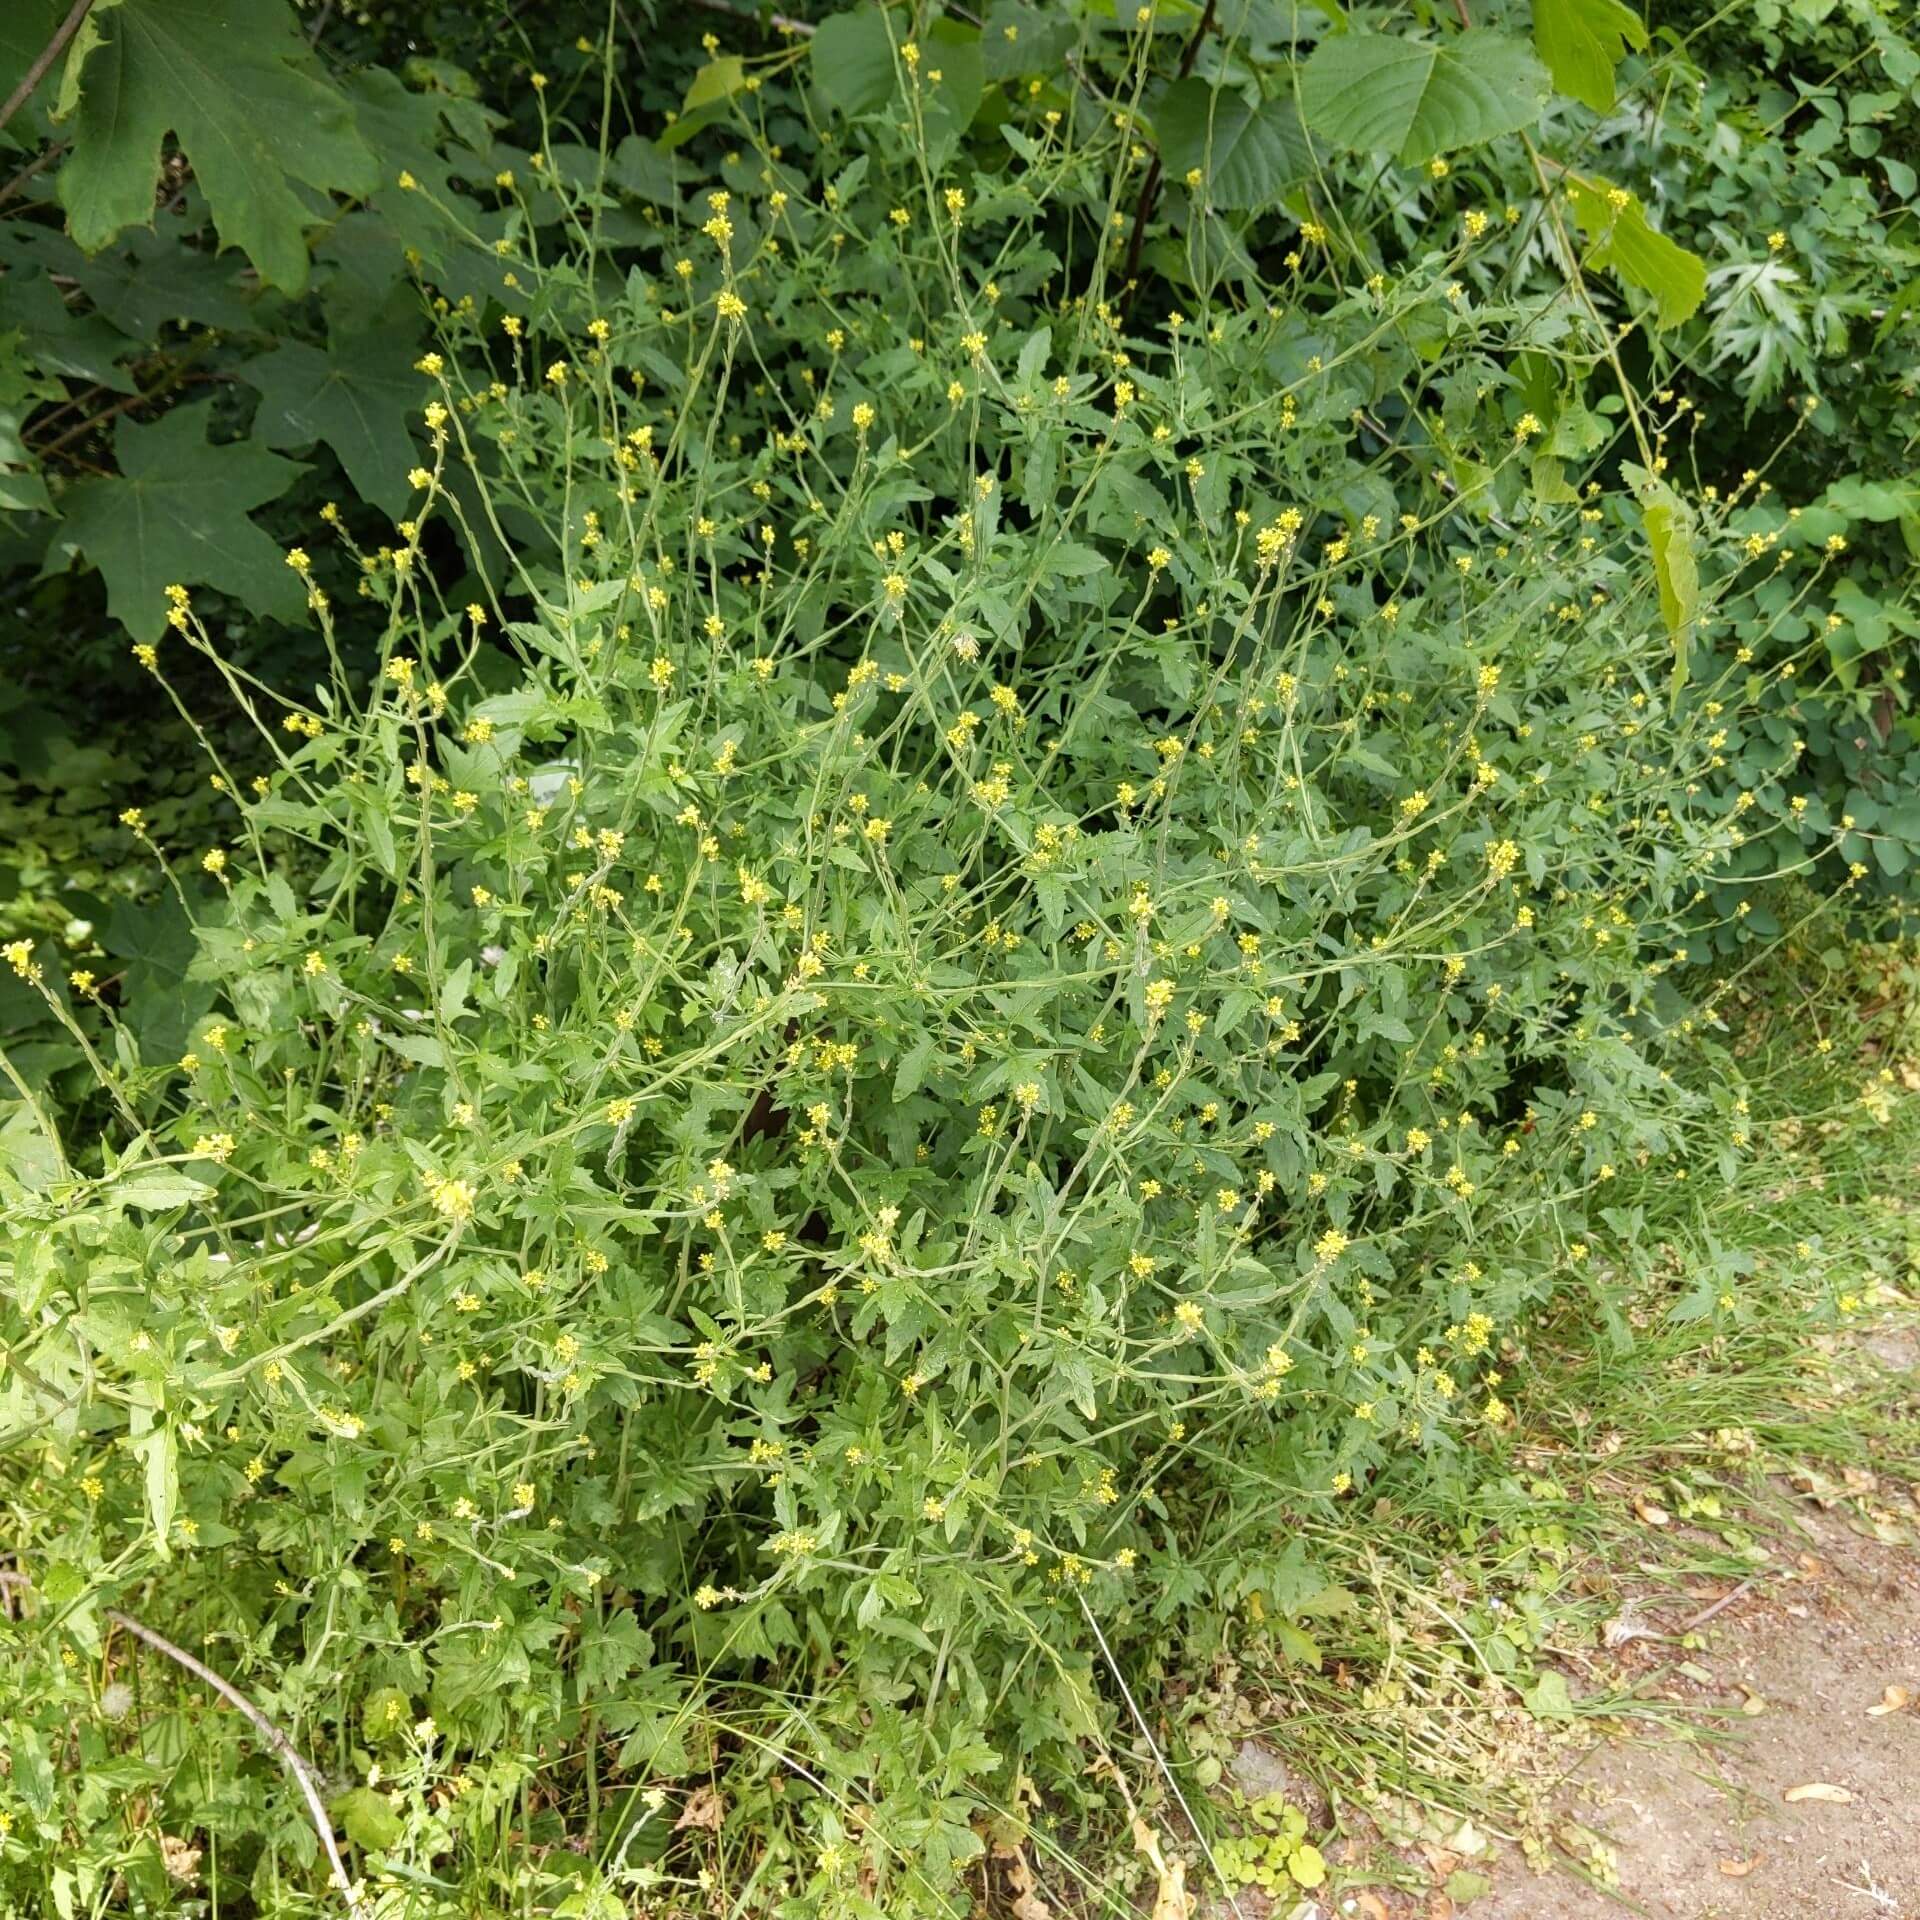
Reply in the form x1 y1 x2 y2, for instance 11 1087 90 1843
103 1607 366 1916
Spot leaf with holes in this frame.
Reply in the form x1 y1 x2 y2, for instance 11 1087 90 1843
1298 30 1549 165
1156 78 1310 210
54 403 306 642
57 0 378 293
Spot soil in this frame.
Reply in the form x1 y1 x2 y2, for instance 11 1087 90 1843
1463 1503 1920 1920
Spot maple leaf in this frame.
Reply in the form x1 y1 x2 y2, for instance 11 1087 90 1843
242 331 421 517
55 403 306 641
57 0 378 293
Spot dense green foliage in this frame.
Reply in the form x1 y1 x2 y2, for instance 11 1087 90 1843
1 1 1916 1915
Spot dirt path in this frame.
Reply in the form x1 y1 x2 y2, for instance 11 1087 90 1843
1468 1507 1920 1920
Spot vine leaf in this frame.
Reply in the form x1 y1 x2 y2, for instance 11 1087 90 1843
1532 0 1647 114
1156 78 1310 209
1298 30 1549 165
54 403 307 641
242 332 420 517
57 0 378 293
1565 174 1707 328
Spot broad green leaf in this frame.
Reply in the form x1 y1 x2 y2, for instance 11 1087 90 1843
1822 475 1920 522
1626 464 1698 698
1532 0 1647 114
812 8 897 117
982 1 1075 78
58 0 378 293
1298 30 1549 165
8 271 140 393
56 403 307 642
1565 174 1706 328
683 56 747 111
921 18 985 168
109 1169 214 1212
1156 78 1309 209
0 1101 64 1197
611 134 685 207
331 1786 404 1852
241 334 421 517
659 58 749 151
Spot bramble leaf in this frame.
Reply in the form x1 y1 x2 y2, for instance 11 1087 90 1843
55 403 306 641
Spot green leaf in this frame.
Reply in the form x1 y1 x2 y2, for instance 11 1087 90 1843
658 57 749 151
1625 464 1699 698
1156 78 1309 209
241 334 421 518
1298 30 1549 165
55 403 306 642
1532 0 1647 114
812 8 897 117
921 18 985 168
610 134 685 207
130 1419 177 1558
1564 174 1706 328
683 56 746 111
1525 1670 1576 1719
331 1786 404 1853
109 1169 214 1212
58 0 378 293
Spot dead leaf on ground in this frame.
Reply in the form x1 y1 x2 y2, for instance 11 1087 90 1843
1866 1684 1911 1716
1425 1894 1456 1920
1130 1817 1193 1920
1738 1685 1767 1716
1420 1843 1462 1881
673 1784 725 1832
1718 1856 1760 1878
1634 1497 1672 1526
1352 1893 1390 1920
1783 1783 1854 1805
992 1837 1050 1920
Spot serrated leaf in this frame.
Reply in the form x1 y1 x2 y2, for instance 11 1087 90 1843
331 1785 404 1851
1625 463 1699 698
110 1170 215 1212
56 404 306 641
241 334 420 517
1565 174 1707 328
894 1031 936 1100
1156 77 1309 209
1299 30 1549 165
59 0 378 293
1532 0 1647 114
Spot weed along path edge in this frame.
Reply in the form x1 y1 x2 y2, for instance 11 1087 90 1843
1470 1503 1920 1920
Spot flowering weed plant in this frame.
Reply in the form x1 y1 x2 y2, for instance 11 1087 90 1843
1 3 1913 1914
